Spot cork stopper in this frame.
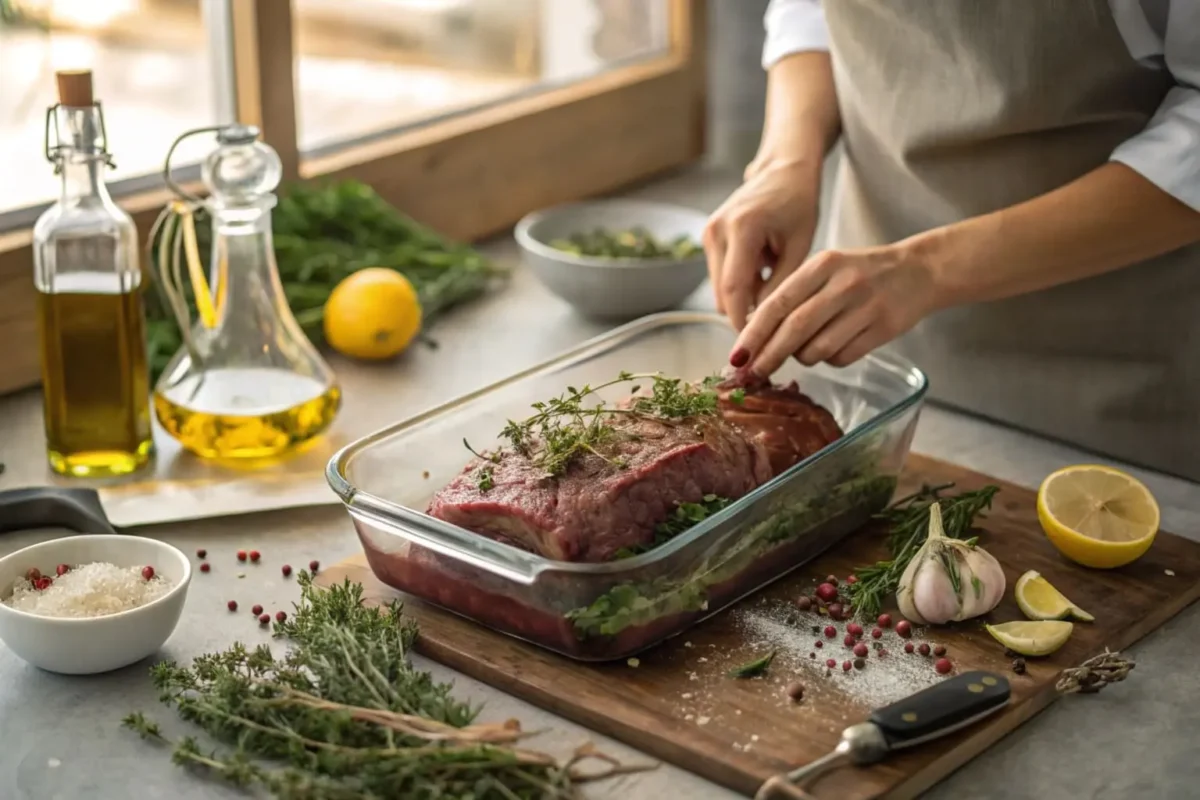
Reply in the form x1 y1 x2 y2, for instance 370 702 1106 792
56 70 94 107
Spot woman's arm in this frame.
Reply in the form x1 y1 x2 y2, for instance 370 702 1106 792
915 161 1200 310
745 51 841 180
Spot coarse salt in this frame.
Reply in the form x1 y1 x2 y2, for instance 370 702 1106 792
3 562 171 619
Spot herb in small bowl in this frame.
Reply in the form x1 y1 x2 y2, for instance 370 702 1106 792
550 227 702 261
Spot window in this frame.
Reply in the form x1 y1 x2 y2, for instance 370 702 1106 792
0 0 236 226
0 0 706 393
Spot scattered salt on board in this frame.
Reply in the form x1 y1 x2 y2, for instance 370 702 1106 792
3 562 171 619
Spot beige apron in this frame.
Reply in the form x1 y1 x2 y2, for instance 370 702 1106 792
822 0 1200 482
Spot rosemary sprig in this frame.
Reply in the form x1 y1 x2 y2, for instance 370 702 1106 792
464 371 722 477
729 650 777 679
124 572 649 798
844 483 1000 619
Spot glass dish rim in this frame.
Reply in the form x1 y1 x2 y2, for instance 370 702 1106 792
325 310 928 581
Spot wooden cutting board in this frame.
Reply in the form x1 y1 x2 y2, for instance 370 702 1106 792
316 454 1200 799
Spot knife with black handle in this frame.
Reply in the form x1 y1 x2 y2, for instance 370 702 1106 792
755 670 1012 799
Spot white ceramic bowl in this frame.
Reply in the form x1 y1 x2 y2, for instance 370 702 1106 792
0 535 191 675
514 199 710 320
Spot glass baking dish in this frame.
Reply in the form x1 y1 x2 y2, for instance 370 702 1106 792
326 312 927 661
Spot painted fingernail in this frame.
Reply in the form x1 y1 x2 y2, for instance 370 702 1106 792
729 347 750 368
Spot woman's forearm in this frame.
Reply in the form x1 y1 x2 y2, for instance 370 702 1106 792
911 162 1200 309
746 52 841 178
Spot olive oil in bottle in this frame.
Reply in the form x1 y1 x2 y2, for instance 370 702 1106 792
33 71 153 477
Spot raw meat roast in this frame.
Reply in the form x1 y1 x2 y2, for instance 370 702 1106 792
427 374 843 562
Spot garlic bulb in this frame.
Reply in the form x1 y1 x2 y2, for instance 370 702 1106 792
896 502 1006 625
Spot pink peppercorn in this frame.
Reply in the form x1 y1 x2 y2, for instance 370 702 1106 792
824 625 836 638
871 628 883 639
904 642 915 654
877 614 892 628
847 622 864 637
842 660 852 672
935 658 953 675
895 620 913 638
853 643 869 658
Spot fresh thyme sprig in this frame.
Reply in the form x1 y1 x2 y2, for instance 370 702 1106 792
464 371 724 477
124 572 650 798
844 483 1000 619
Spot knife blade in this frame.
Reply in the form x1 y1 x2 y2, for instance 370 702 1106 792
755 670 1012 799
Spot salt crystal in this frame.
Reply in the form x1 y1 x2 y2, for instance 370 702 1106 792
698 657 708 663
685 714 694 721
681 692 693 699
3 562 171 619
1165 569 1176 576
627 658 640 668
684 641 694 648
751 735 759 742
697 716 711 725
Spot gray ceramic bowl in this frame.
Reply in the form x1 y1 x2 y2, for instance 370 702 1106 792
514 199 709 320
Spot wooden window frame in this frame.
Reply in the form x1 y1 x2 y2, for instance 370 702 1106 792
0 0 707 394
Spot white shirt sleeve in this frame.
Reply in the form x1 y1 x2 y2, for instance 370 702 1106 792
762 0 830 70
1109 0 1200 211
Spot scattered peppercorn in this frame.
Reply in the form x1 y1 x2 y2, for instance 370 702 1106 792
814 640 823 649
815 582 838 602
787 682 805 701
1012 657 1027 675
843 634 856 647
842 660 852 672
847 622 864 637
281 564 293 577
918 643 931 656
934 645 947 657
236 550 247 562
275 611 287 623
258 613 270 626
854 657 866 670
825 575 839 586
199 562 211 573
25 568 42 581
853 643 869 658
878 649 889 657
877 613 892 628
141 566 155 580
55 564 70 576
895 620 913 638
309 559 320 573
196 548 207 559
828 602 844 620
845 574 858 584
826 658 837 668
811 625 821 635
795 596 813 612
227 600 238 612
872 641 884 652
249 550 261 563
1004 648 1019 658
824 625 836 638
871 627 883 639
904 642 915 654
935 658 953 675
33 577 53 590
252 604 263 615
809 652 816 659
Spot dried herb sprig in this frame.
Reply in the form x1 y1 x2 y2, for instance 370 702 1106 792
465 371 723 477
1056 649 1135 694
124 572 649 798
845 483 1001 619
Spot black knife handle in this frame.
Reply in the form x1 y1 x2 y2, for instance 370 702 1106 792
0 487 118 536
868 670 1010 749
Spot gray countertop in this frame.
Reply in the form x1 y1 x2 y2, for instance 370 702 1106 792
1 167 1197 800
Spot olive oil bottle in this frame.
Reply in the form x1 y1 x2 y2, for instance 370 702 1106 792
33 70 153 476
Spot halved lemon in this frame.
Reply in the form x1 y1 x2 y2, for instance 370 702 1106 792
985 620 1074 657
1014 570 1094 622
1036 465 1159 569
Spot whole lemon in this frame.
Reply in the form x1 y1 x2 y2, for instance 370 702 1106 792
323 268 422 360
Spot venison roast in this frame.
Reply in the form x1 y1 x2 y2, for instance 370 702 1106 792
427 374 843 562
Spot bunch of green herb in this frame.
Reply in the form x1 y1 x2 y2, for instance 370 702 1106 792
144 180 507 381
466 372 731 478
844 482 1001 619
549 227 702 260
124 572 644 799
729 650 776 679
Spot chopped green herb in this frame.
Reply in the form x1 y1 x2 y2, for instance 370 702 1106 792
729 388 746 405
612 495 732 560
476 466 494 492
549 227 702 260
729 650 776 679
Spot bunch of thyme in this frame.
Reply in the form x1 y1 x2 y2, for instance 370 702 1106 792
465 371 731 478
844 482 1001 619
124 572 645 798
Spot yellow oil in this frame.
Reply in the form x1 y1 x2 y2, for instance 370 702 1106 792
153 368 341 459
36 281 154 477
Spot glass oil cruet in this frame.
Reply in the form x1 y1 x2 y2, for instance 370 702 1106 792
33 69 154 477
149 124 341 460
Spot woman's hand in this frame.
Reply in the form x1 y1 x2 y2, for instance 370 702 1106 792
703 159 823 331
728 242 940 376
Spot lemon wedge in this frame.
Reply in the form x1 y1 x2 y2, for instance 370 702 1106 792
985 620 1074 657
1014 570 1094 622
1036 464 1159 569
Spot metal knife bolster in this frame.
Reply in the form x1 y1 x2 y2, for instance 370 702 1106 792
868 670 1012 749
0 487 118 536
